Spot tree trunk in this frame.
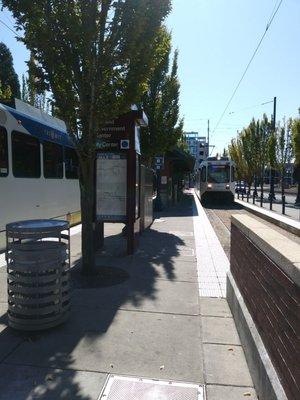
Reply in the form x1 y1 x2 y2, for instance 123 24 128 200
79 157 96 275
269 168 276 200
296 183 300 205
253 175 258 197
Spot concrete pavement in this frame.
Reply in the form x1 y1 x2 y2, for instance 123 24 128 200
0 193 257 399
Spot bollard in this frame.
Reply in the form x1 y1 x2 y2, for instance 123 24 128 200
282 195 285 215
253 191 255 204
247 193 249 203
260 193 263 207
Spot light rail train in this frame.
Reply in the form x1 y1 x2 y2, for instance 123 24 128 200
0 99 80 251
195 157 235 203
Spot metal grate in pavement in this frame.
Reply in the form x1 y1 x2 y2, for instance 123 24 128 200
99 375 204 400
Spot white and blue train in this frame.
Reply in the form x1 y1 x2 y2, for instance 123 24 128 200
0 99 80 251
195 157 235 203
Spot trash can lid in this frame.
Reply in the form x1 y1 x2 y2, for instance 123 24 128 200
6 219 69 235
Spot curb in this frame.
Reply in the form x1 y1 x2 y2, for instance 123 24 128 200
235 199 300 236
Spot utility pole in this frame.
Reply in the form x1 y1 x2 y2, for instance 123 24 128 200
269 97 277 201
207 119 210 157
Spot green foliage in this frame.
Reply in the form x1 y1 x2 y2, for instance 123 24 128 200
0 80 12 101
0 42 20 99
3 0 171 142
141 27 183 162
3 0 171 272
292 110 300 167
229 114 272 186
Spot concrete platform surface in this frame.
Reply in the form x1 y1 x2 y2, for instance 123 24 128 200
0 193 257 399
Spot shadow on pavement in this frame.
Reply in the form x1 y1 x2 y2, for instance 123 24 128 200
0 195 194 399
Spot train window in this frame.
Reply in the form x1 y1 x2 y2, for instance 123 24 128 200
201 166 206 182
0 126 8 177
65 147 79 179
207 164 230 183
43 141 63 178
231 166 235 182
12 131 41 178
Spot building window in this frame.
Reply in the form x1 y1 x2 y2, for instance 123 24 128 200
0 126 8 177
12 131 41 178
43 141 63 178
65 147 79 179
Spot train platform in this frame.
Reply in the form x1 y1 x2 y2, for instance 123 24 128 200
235 197 300 235
0 193 257 399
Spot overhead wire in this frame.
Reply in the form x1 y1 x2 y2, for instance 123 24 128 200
211 0 283 135
0 18 22 38
228 99 273 114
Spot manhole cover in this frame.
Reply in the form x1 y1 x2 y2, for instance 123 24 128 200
99 375 204 400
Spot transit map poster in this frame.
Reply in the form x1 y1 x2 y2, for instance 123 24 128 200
96 153 127 221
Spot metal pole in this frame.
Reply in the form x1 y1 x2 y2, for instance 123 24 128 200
269 97 277 201
282 195 285 215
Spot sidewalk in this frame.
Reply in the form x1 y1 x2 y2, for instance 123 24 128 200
0 193 257 399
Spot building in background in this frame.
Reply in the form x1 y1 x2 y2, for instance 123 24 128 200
184 132 209 171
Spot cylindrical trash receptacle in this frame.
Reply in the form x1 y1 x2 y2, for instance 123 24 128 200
6 220 71 331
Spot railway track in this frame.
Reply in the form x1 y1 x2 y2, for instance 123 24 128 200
202 202 246 258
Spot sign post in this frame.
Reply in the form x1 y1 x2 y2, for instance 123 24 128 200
95 110 148 254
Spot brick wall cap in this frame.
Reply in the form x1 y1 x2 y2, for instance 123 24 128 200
231 214 300 287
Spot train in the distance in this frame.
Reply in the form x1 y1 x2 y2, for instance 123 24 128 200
195 157 235 203
0 99 80 251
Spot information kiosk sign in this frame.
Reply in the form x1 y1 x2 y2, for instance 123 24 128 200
95 109 148 254
96 153 127 221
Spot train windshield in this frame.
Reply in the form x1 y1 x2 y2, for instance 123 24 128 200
207 164 230 183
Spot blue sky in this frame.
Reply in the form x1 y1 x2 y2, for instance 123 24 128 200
1 0 299 154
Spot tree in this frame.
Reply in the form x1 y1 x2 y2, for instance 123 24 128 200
0 42 20 99
229 137 246 181
4 0 171 274
141 27 183 164
0 80 12 101
229 120 258 194
275 118 293 197
292 109 300 204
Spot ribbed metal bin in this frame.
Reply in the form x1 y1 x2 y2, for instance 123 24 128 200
6 220 71 331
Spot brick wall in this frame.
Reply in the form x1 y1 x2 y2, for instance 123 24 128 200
230 224 300 400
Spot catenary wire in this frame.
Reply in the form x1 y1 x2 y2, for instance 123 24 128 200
212 0 283 135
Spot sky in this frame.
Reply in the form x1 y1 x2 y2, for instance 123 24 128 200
0 0 300 154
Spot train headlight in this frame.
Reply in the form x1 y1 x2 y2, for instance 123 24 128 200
226 184 230 189
207 183 212 189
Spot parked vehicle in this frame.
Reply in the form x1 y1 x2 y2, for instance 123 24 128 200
235 181 247 194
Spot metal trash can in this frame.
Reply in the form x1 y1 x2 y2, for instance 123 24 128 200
6 220 71 330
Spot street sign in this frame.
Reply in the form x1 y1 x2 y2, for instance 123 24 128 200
155 156 164 170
